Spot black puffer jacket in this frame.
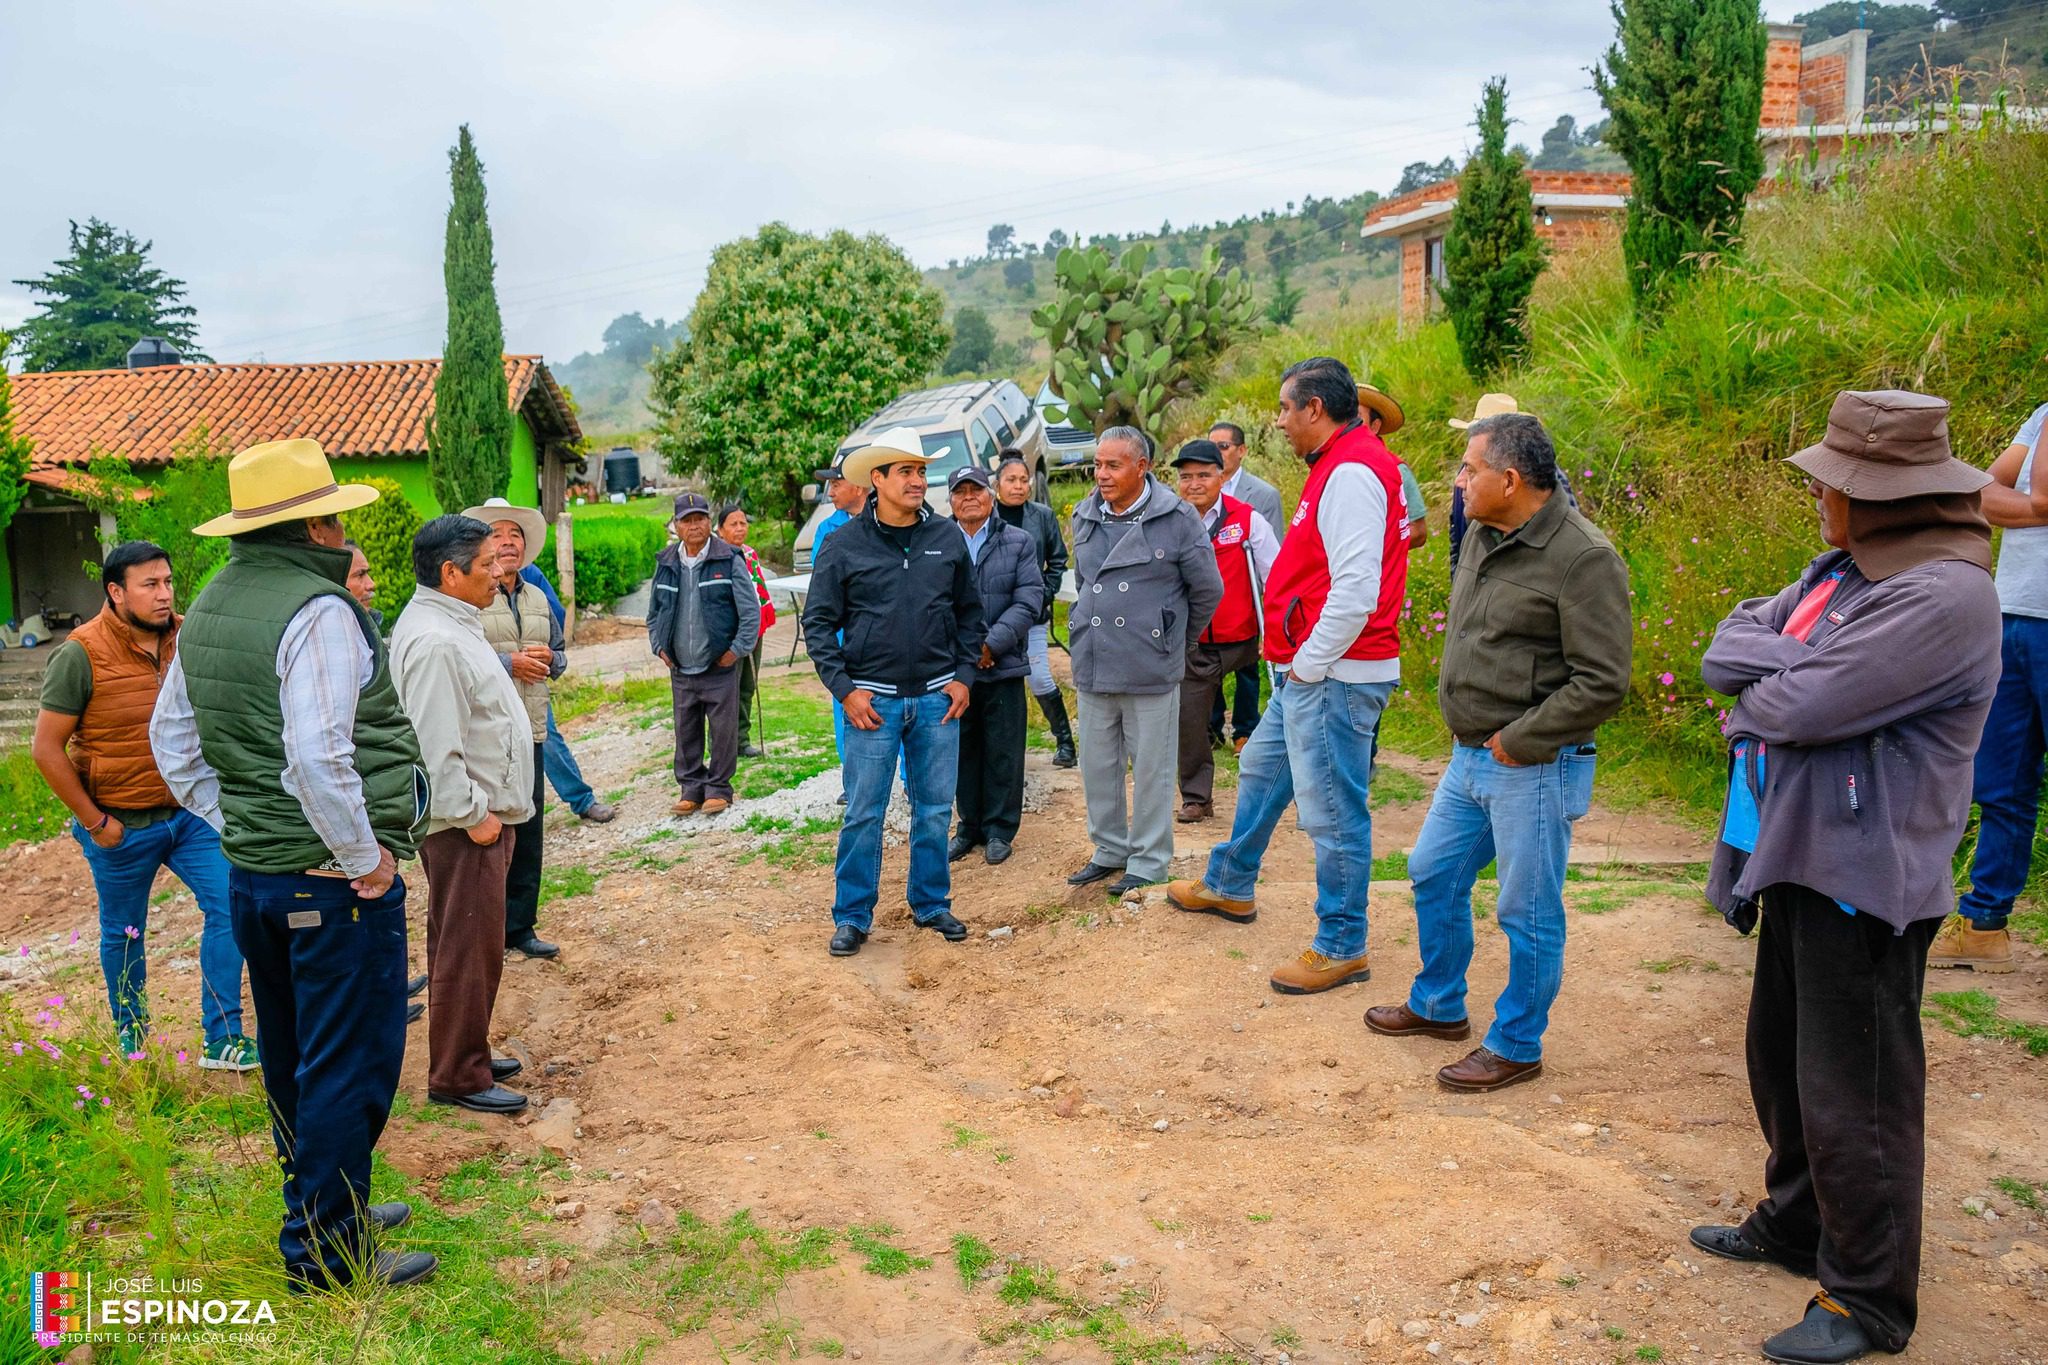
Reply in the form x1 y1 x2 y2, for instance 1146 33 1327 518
963 517 1046 681
997 498 1067 625
802 500 986 700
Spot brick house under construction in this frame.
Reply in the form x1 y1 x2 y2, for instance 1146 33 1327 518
1364 22 1878 329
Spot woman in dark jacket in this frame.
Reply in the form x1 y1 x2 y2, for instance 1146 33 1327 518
995 453 1076 767
951 467 1045 866
1697 391 2002 1365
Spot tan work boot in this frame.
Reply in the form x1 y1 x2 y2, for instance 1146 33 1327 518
1928 914 2015 973
1165 879 1255 923
699 797 730 816
672 798 700 816
1270 948 1371 995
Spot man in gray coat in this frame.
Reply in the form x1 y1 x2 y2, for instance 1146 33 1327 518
1067 427 1223 897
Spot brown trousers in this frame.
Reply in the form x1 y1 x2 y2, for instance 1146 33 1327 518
1179 636 1262 808
419 825 515 1096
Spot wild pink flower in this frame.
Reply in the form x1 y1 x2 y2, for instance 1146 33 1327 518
17 945 27 957
126 1051 146 1061
46 995 63 1009
1659 672 1675 686
176 1050 188 1064
72 1100 84 1110
99 1096 110 1107
124 926 139 939
9 1043 22 1056
69 929 79 945
76 1084 92 1098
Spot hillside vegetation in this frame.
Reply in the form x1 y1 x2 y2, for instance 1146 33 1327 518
1201 125 2048 822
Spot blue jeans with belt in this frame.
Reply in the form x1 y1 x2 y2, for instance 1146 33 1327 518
1407 744 1595 1063
1202 673 1393 959
1959 613 2048 931
231 866 409 1288
72 807 243 1044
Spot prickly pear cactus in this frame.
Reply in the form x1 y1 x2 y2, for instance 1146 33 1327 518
1030 242 1255 440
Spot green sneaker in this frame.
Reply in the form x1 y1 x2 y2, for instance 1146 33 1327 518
200 1035 261 1072
117 1022 147 1058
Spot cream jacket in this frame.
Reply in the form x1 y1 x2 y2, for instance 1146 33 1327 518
390 586 536 835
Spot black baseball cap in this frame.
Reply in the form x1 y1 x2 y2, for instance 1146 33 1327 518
1171 439 1225 469
948 466 992 491
813 464 844 482
672 491 712 519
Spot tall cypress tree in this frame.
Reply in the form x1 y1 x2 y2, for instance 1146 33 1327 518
1438 78 1547 380
428 124 512 512
1594 0 1768 312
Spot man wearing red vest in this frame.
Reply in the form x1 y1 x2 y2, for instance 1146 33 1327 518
1168 357 1411 994
1172 439 1279 821
31 542 253 1067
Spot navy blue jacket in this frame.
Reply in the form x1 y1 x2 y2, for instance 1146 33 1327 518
961 517 1045 681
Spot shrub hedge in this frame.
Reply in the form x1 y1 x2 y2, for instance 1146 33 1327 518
540 515 669 609
339 476 423 625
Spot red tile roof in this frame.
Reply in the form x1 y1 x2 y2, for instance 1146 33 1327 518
8 355 581 472
1363 170 1634 228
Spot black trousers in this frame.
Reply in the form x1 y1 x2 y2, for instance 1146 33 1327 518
1740 883 1941 1353
1182 638 1262 807
503 743 545 944
672 666 739 802
956 675 1026 843
1208 660 1263 739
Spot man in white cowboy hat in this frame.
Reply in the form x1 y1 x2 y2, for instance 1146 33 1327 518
150 438 435 1291
645 491 761 817
802 426 985 958
462 497 562 960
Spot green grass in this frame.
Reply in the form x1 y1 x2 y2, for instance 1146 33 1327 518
0 746 71 849
1925 989 2048 1056
981 1258 1192 1363
952 1232 997 1286
1369 767 1429 808
537 864 598 905
1369 849 1409 880
2012 909 2048 950
552 673 670 725
1994 1176 2044 1211
733 680 840 800
737 815 839 870
1635 1348 1665 1363
1271 1324 1302 1348
845 1223 931 1279
1640 954 1720 974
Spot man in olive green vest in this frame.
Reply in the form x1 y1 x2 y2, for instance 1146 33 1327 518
151 439 436 1293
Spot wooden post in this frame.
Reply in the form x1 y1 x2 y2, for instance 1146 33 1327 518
555 512 577 643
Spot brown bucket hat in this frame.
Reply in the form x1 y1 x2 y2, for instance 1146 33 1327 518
1787 390 1991 500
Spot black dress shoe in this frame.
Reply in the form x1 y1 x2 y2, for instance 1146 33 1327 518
490 1056 523 1082
829 924 867 957
919 911 969 941
984 837 1012 865
1052 739 1077 768
1067 861 1123 886
428 1084 529 1115
508 936 558 960
404 1001 425 1025
739 742 764 758
1690 1224 1816 1275
948 835 978 862
369 1201 411 1231
1104 873 1156 897
406 973 428 998
1762 1296 1873 1364
370 1250 437 1286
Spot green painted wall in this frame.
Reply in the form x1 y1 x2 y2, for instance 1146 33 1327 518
330 414 541 518
0 526 13 621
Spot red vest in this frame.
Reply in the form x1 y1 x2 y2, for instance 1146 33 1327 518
1203 496 1261 644
1263 423 1408 666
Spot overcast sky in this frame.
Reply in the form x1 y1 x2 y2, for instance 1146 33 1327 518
0 1 1808 368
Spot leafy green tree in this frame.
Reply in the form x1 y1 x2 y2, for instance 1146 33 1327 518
1263 267 1306 327
78 431 232 607
1439 78 1548 379
0 339 31 543
1045 229 1070 253
944 307 998 374
649 223 947 524
1394 157 1459 194
1032 242 1255 441
8 219 209 372
986 223 1017 258
1216 233 1248 268
428 124 513 512
1595 0 1767 311
1002 258 1036 294
340 476 425 625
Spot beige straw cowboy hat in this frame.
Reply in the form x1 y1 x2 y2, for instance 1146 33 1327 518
1447 393 1530 431
1356 383 1405 435
193 439 380 537
840 426 944 487
462 496 549 568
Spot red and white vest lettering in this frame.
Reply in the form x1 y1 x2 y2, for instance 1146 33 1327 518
1262 423 1409 666
1203 495 1261 644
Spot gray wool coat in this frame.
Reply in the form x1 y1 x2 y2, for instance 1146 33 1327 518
1068 475 1224 696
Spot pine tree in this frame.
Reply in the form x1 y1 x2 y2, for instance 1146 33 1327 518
9 219 209 372
428 124 513 512
1594 0 1768 311
1438 78 1547 380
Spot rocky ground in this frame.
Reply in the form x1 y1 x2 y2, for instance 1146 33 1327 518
3 633 2044 1363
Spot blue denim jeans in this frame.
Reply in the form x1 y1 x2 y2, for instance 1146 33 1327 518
1959 614 2048 931
1407 744 1595 1063
832 691 960 931
542 705 595 815
72 807 244 1043
1202 674 1393 959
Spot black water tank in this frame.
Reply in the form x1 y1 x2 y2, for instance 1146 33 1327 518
126 337 182 369
602 447 641 495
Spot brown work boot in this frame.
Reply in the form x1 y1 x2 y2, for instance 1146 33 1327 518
672 798 700 815
699 797 730 816
1437 1046 1542 1093
1365 1003 1472 1040
1269 948 1370 995
1165 879 1256 923
1176 801 1211 823
1928 914 2015 973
